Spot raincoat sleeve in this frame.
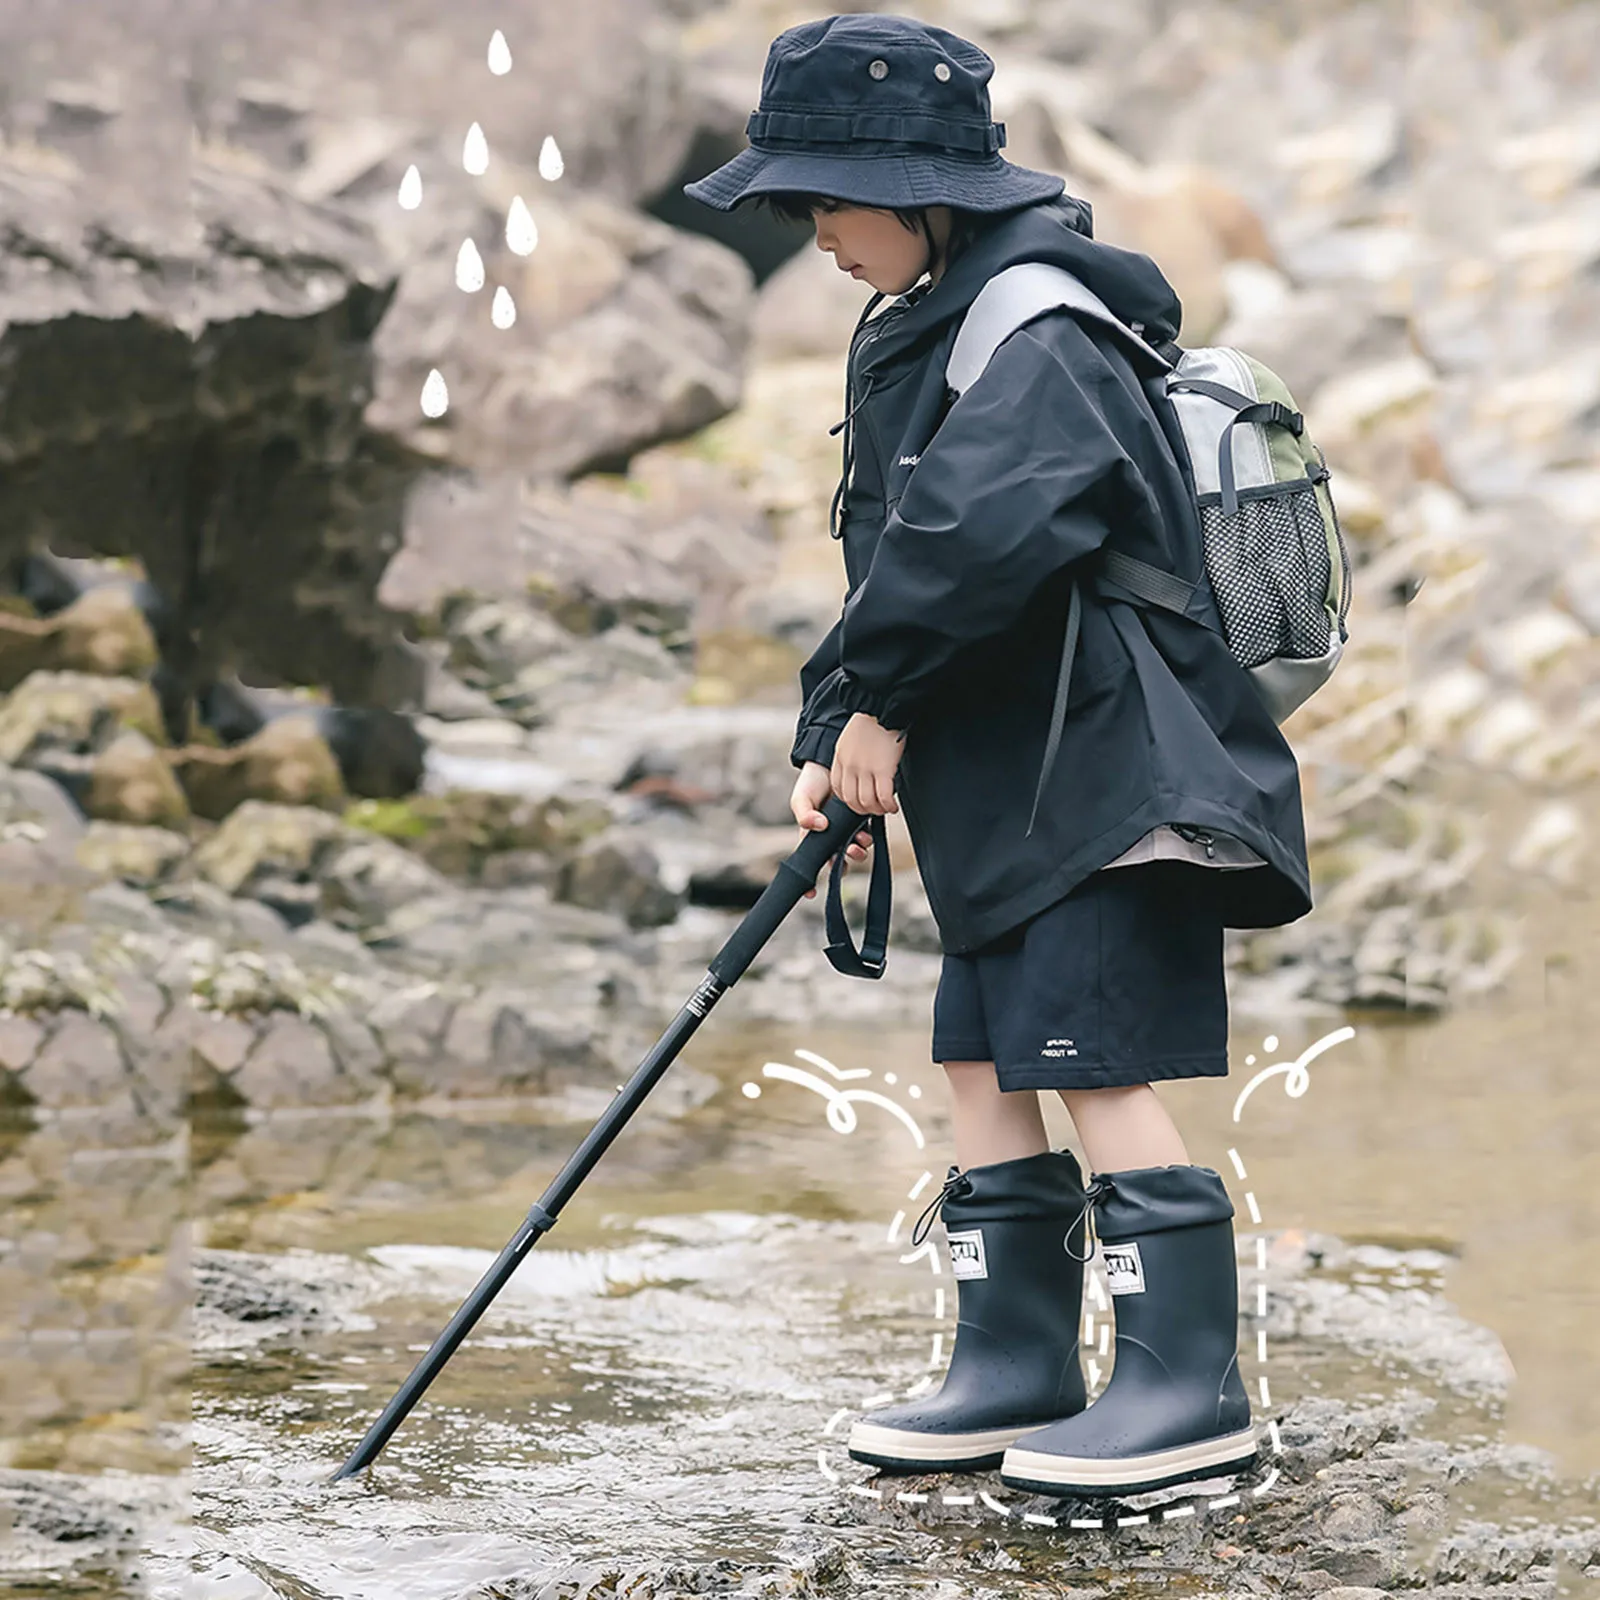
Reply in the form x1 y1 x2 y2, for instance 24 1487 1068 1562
833 316 1143 731
790 610 853 770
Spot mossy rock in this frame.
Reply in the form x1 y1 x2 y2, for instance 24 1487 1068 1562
343 790 613 880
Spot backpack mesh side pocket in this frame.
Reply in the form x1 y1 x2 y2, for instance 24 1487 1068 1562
1199 480 1334 670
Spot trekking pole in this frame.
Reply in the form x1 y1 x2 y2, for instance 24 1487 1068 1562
328 791 874 1481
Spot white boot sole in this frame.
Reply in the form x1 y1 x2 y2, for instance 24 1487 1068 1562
847 1418 1041 1466
1000 1426 1259 1495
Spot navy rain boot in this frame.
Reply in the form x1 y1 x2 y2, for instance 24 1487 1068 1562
1000 1163 1257 1497
848 1148 1090 1473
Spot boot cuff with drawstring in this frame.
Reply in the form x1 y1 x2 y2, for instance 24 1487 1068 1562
910 1147 1086 1250
1089 1164 1234 1241
939 1148 1086 1222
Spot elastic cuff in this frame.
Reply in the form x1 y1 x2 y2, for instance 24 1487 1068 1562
792 718 847 770
836 673 894 722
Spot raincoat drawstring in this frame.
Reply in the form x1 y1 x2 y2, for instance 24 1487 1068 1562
828 289 887 539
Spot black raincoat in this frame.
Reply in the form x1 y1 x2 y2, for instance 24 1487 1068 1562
790 193 1313 955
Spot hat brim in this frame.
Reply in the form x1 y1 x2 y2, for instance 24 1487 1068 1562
682 146 1065 214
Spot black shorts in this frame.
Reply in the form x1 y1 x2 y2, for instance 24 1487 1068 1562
930 862 1229 1092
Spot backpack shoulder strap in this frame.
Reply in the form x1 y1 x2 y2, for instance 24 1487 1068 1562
945 262 1174 398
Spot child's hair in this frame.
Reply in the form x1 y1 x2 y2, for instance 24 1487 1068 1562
753 192 996 281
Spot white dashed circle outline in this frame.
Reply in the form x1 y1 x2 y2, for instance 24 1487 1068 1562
743 1028 1358 1532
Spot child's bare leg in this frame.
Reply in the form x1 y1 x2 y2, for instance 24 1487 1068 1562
942 1060 1049 1168
1056 1084 1189 1172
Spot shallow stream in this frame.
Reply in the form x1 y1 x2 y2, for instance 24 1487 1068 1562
3 859 1597 1597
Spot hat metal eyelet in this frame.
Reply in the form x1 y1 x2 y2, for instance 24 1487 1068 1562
868 58 889 80
934 62 951 81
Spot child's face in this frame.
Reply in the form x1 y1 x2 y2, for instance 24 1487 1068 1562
808 200 945 294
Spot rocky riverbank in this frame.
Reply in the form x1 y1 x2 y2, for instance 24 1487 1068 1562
2 0 1596 1118
4 1218 1596 1595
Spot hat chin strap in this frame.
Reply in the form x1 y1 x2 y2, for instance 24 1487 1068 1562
916 213 938 284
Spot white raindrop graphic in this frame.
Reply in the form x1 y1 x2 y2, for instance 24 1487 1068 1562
463 122 490 175
491 286 517 329
487 29 512 75
455 238 486 293
538 135 563 181
420 369 450 418
505 195 538 255
397 164 422 210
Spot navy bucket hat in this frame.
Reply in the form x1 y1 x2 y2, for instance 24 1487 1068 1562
682 13 1066 214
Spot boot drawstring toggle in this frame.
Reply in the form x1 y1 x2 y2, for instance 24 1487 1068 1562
1064 1175 1115 1263
910 1167 972 1248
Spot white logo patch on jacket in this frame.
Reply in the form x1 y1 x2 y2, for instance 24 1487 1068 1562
897 453 921 466
947 1229 987 1280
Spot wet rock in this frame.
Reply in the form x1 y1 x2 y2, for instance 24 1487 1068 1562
1317 1490 1392 1575
440 595 580 687
385 480 699 663
315 706 427 799
418 652 506 722
0 584 159 691
0 763 85 843
318 833 453 928
84 732 190 828
194 1252 311 1323
1477 604 1592 687
399 988 612 1098
1507 802 1586 883
0 141 420 716
1309 355 1439 452
188 1013 259 1109
73 822 190 888
0 672 165 768
343 790 612 882
366 983 455 1076
230 1012 381 1107
171 714 348 821
0 1470 142 1545
608 709 808 828
195 680 427 800
17 1014 133 1113
318 1007 386 1085
193 1246 389 1344
192 801 346 897
477 850 559 892
498 626 691 726
557 833 684 929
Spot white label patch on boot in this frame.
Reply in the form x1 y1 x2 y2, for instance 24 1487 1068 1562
1102 1241 1146 1295
946 1229 987 1280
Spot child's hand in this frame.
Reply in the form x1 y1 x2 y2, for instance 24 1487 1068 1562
831 712 904 819
791 760 873 900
